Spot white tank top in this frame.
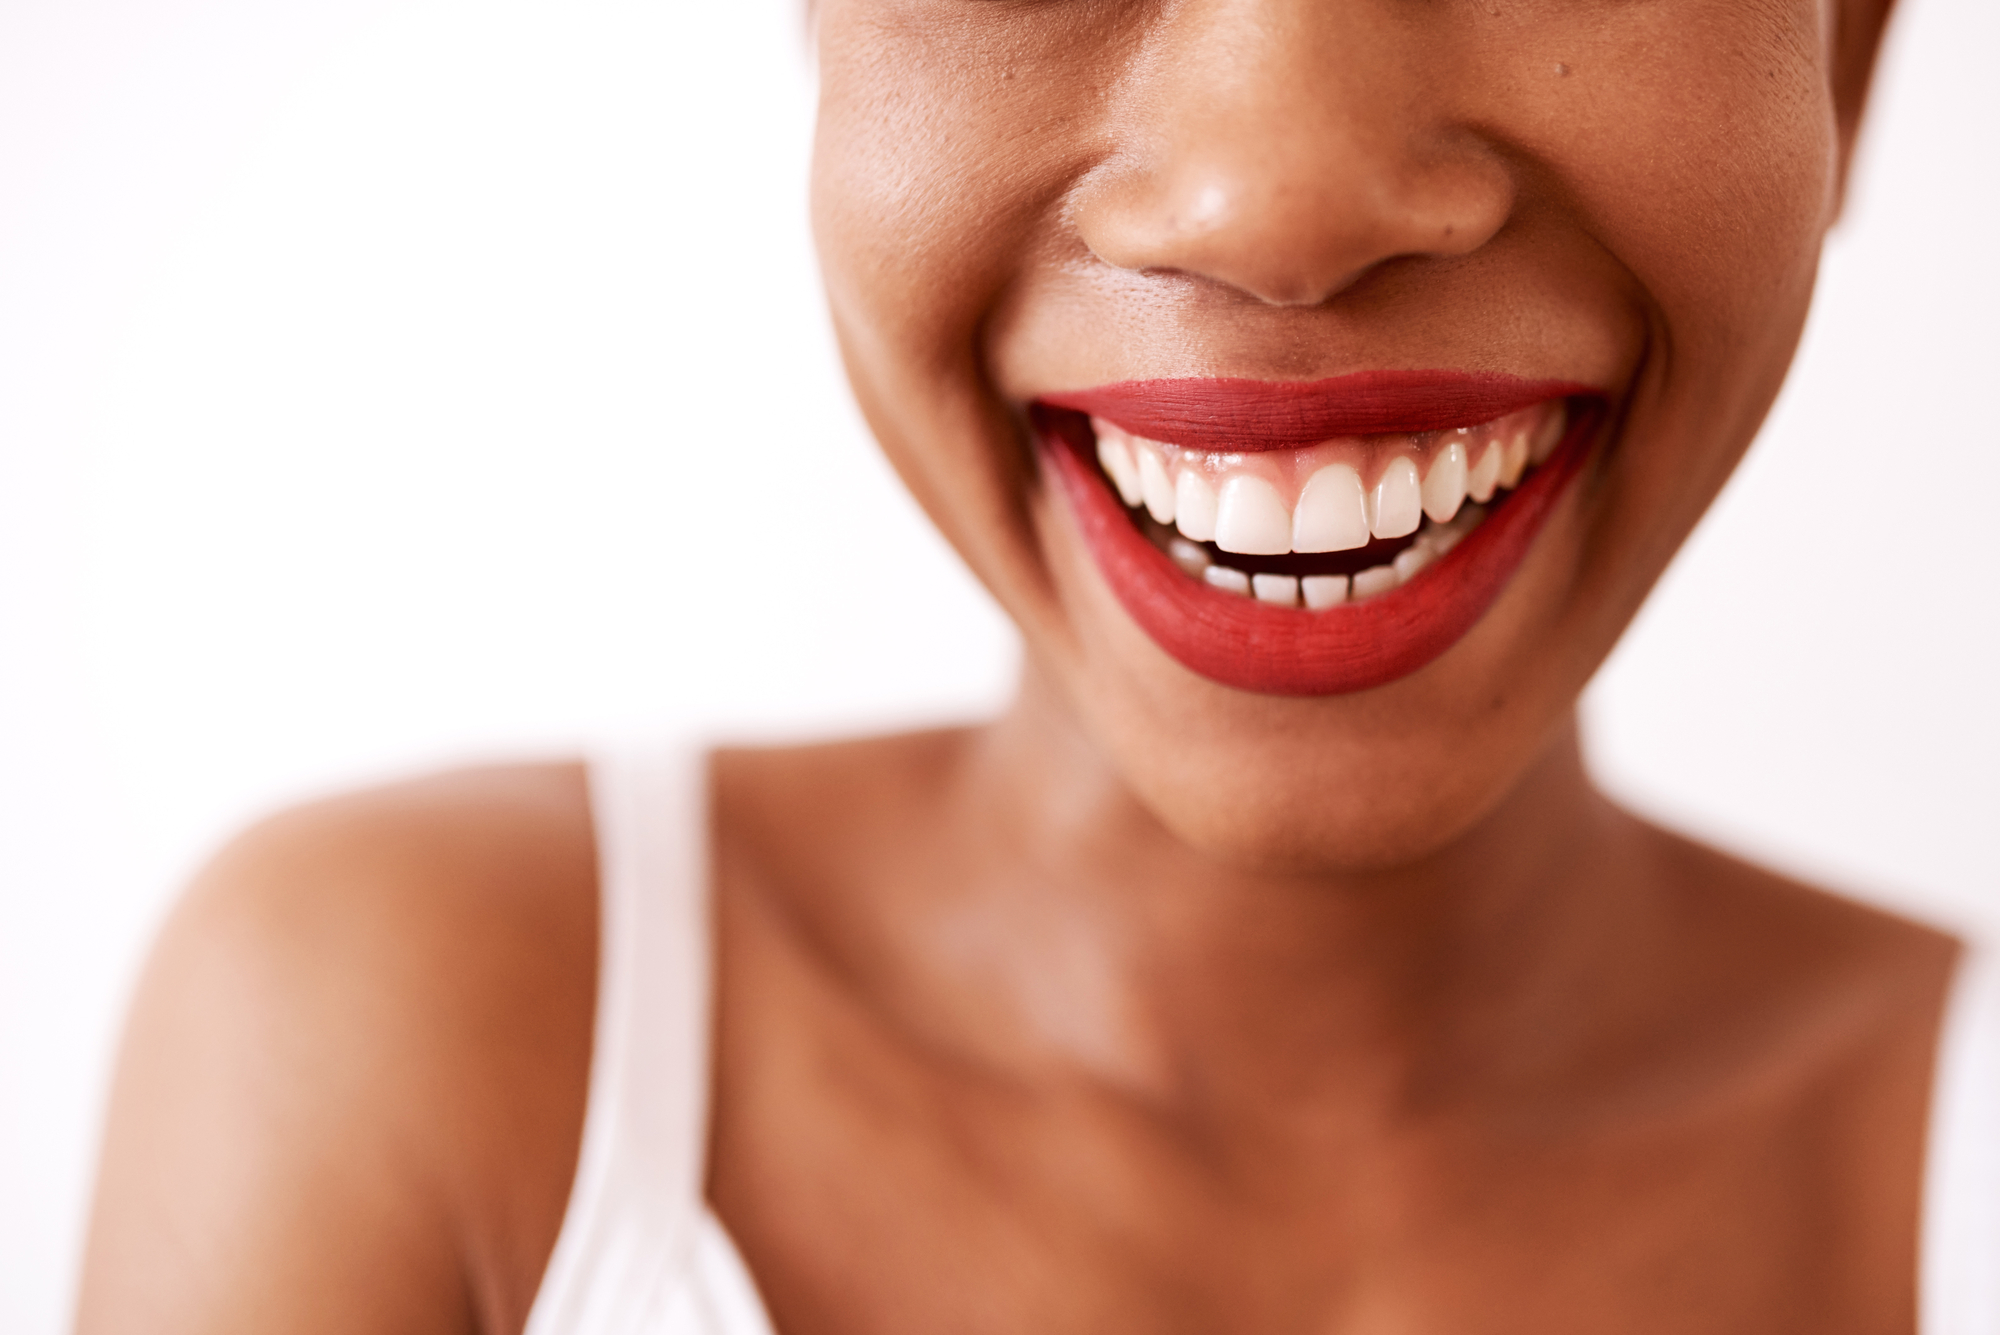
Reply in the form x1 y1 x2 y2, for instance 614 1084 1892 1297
524 748 2000 1335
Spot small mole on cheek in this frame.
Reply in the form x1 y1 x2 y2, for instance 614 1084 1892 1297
1554 62 1571 76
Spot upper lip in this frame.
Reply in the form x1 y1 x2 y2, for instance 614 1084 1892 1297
1038 370 1600 451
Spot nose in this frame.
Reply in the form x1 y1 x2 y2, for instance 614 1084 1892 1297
1073 0 1514 308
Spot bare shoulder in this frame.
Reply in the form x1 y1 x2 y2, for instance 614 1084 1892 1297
77 763 598 1335
1628 817 1960 1206
1640 820 1962 1012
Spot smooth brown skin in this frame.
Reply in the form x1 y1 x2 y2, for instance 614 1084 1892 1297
78 0 1960 1332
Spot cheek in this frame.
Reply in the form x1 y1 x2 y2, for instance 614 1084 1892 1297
809 4 1106 376
1511 2 1841 623
1526 2 1838 359
808 1 1122 621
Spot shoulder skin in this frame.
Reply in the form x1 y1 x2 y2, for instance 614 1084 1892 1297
75 763 598 1335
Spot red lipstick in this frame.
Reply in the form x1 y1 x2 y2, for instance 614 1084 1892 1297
1034 373 1603 696
1042 370 1594 452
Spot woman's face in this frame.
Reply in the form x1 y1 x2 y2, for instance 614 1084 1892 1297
811 0 1878 871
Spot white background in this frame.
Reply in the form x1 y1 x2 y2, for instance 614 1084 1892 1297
1 1 1993 1328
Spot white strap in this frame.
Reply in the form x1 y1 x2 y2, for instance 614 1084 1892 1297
1922 942 2000 1335
525 748 713 1335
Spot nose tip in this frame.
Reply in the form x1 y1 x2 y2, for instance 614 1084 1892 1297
1080 141 1515 308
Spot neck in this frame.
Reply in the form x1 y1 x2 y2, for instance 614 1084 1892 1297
927 664 1671 1120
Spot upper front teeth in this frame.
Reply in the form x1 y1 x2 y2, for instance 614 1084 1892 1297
1367 458 1422 540
1175 470 1219 541
1467 438 1501 502
1096 433 1144 507
1213 475 1292 555
1292 463 1368 553
1421 441 1468 523
1092 401 1563 557
1137 448 1175 524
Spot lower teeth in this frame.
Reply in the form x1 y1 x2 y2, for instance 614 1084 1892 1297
1153 503 1490 609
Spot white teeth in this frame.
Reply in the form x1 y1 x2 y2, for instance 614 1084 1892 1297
1301 574 1350 609
1096 429 1143 507
1213 475 1293 555
1367 457 1422 539
1466 440 1501 503
1351 565 1399 598
1417 502 1485 557
1252 573 1299 607
1420 441 1468 524
1392 544 1435 583
1292 463 1370 553
1137 446 1176 524
1174 470 1218 543
1178 500 1491 607
1168 537 1211 578
1528 404 1566 464
1204 565 1251 595
1499 431 1530 489
1113 403 1553 602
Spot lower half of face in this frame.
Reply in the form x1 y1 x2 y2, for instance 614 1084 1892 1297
811 0 1842 871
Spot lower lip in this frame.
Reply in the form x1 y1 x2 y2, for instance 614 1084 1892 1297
1035 402 1599 696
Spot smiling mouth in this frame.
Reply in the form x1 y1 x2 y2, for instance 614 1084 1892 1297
1033 372 1604 696
1092 401 1565 609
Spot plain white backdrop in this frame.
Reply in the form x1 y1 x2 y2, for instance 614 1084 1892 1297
1 0 1993 1328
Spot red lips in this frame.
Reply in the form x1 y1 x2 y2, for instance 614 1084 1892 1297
1034 372 1603 697
1042 370 1594 451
